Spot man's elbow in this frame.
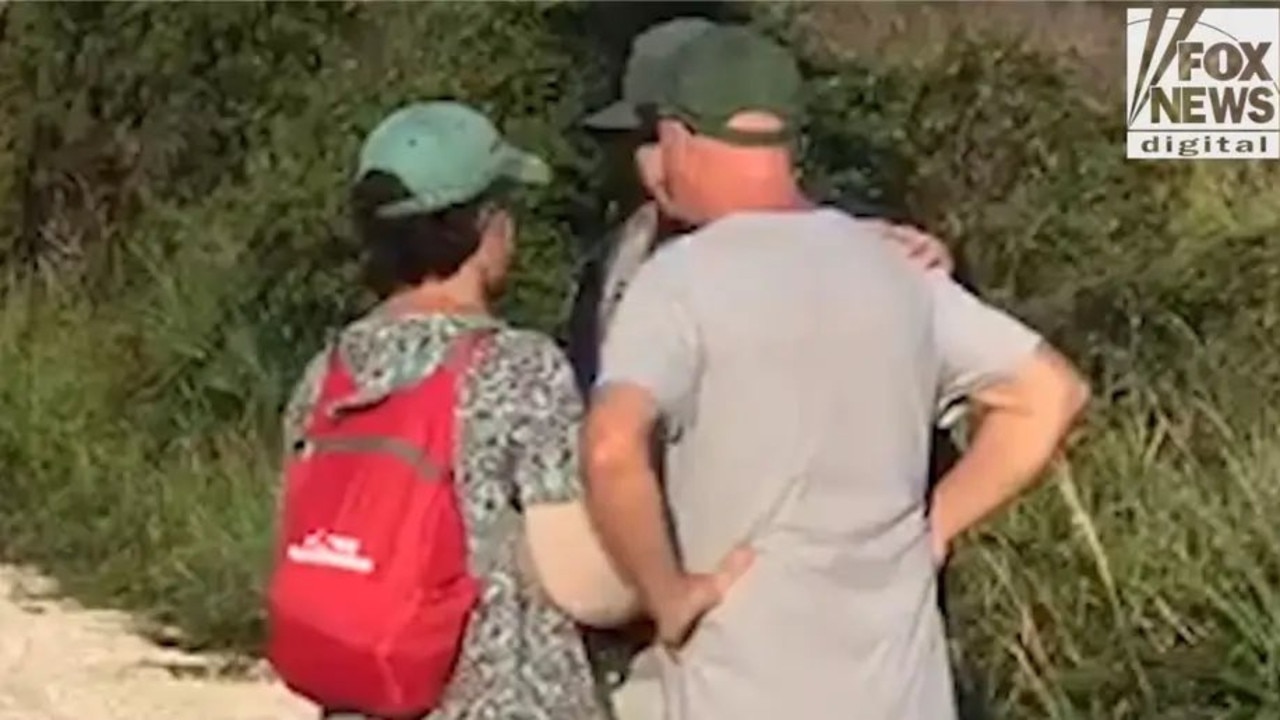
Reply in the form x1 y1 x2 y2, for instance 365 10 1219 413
1051 352 1091 424
1028 346 1090 433
981 347 1090 433
582 396 651 493
583 424 637 493
1066 369 1091 420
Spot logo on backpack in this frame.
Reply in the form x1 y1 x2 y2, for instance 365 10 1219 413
286 531 375 574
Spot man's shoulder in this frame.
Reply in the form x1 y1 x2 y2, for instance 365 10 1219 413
634 229 697 280
692 207 870 247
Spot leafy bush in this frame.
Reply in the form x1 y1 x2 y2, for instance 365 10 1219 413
1 3 1277 718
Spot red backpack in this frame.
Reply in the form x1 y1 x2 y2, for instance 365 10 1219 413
267 332 489 719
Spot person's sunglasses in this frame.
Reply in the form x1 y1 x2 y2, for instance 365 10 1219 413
635 103 661 144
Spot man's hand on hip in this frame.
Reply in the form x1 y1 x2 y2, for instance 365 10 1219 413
650 546 754 651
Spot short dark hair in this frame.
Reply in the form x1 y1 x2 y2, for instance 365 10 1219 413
350 171 500 298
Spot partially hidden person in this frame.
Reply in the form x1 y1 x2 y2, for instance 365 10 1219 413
583 25 1090 720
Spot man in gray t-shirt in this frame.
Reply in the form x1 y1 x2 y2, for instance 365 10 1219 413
570 18 965 720
572 18 970 720
582 26 1089 720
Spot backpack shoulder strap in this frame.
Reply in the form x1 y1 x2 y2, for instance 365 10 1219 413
299 344 353 435
317 344 348 398
430 329 496 441
442 328 495 379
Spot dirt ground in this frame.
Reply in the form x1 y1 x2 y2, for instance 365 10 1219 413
0 565 313 720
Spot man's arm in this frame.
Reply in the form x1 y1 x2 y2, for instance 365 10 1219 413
927 277 1090 557
583 251 749 648
584 384 684 613
929 346 1088 554
583 250 696 618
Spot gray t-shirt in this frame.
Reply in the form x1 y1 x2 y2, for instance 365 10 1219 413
596 208 1041 720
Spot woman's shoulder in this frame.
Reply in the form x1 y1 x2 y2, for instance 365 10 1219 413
469 326 579 410
484 326 571 376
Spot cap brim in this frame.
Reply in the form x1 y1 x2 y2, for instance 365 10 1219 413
496 143 552 186
581 100 643 131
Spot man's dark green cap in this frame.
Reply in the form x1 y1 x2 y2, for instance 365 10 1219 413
357 101 550 218
581 18 716 131
659 25 803 147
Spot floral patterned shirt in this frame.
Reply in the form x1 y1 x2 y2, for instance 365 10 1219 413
282 309 609 720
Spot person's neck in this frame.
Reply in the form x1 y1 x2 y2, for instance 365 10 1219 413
702 184 814 223
385 280 490 318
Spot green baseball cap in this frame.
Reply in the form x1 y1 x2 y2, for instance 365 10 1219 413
658 25 803 146
581 17 716 131
357 101 551 218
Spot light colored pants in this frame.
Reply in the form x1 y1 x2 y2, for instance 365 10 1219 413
609 646 663 720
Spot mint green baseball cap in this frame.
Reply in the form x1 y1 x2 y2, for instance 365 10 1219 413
357 101 551 218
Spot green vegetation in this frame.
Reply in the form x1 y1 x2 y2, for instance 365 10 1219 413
1 3 1276 718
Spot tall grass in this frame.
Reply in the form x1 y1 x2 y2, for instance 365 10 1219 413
0 277 277 652
947 390 1280 718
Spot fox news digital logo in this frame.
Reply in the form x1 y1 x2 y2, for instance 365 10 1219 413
1126 7 1280 159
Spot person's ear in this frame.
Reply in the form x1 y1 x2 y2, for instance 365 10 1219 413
474 205 513 271
635 142 682 217
479 204 513 243
472 205 513 289
656 117 687 151
498 206 515 241
634 143 664 197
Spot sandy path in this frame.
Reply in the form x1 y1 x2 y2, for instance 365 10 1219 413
0 565 314 720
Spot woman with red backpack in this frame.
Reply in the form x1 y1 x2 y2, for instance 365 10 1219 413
268 102 681 720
